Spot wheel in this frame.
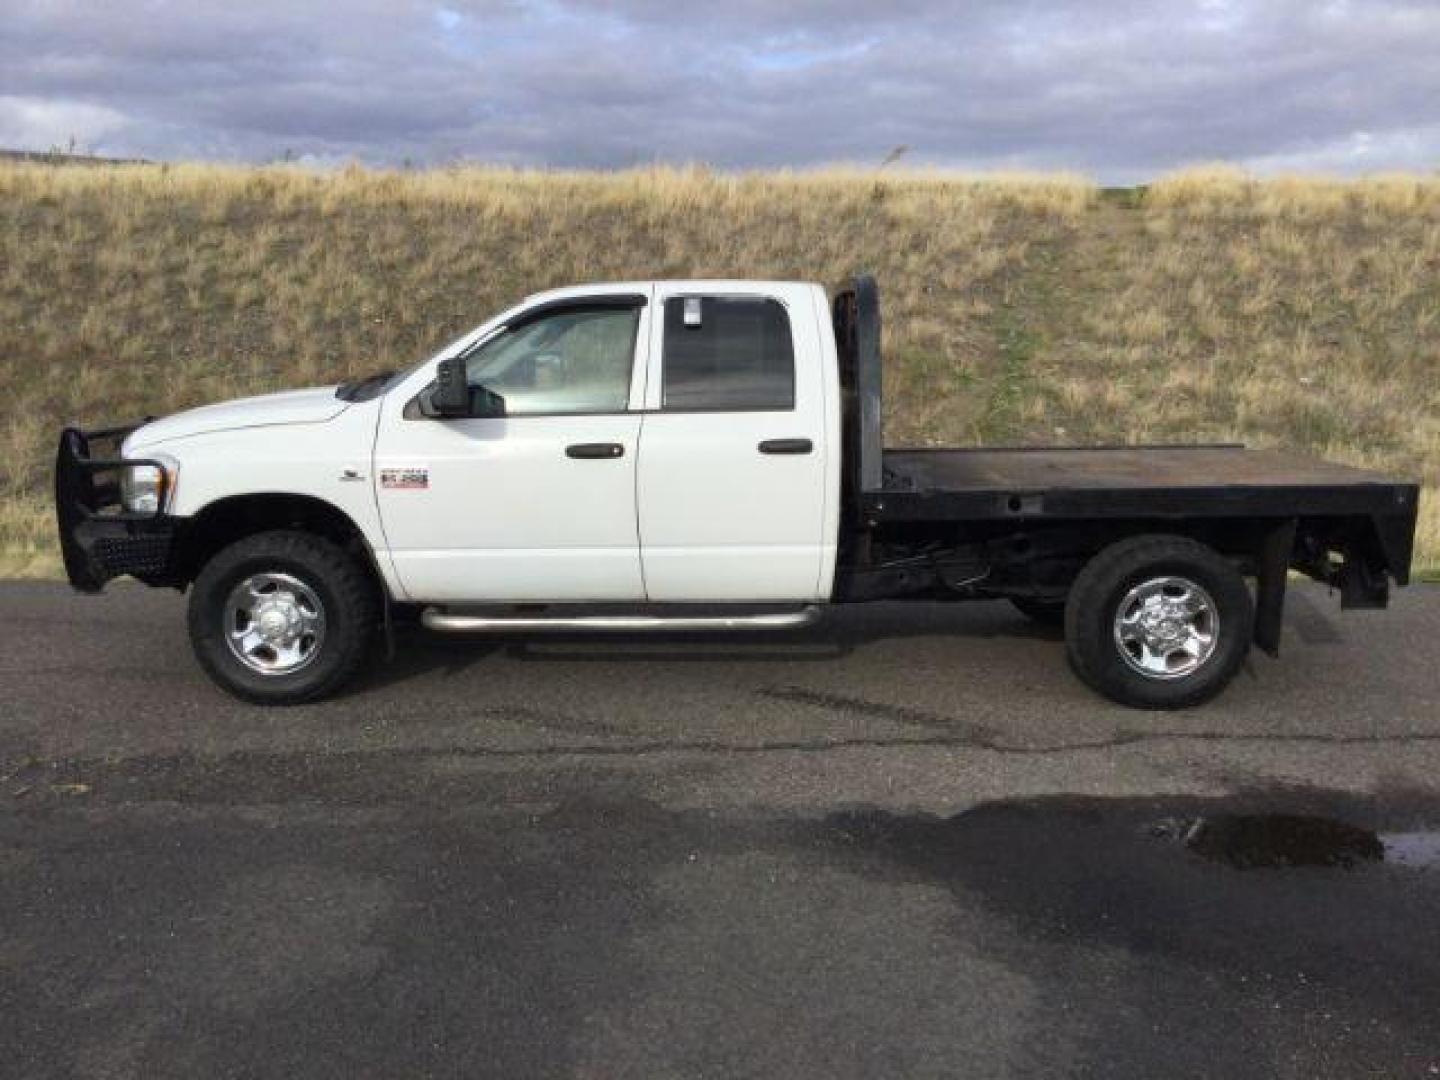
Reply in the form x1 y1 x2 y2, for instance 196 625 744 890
187 530 378 704
1009 596 1066 626
1064 535 1253 709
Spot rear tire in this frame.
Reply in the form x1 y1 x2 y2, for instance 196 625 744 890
187 530 378 704
1065 535 1252 710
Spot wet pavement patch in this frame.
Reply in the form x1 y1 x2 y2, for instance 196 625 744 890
1177 813 1385 869
1155 813 1440 870
811 792 1440 1077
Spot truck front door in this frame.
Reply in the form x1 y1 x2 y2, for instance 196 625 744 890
374 293 651 602
636 285 832 601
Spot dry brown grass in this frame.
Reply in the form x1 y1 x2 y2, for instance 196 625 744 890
1 161 1436 576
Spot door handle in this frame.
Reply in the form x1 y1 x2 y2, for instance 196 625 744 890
566 442 625 460
758 438 813 455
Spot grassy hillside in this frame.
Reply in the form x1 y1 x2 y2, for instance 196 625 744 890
1 162 1437 576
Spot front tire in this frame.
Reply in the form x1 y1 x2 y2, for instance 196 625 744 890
187 530 378 704
1064 535 1253 710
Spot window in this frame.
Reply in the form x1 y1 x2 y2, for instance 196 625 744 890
662 296 795 411
463 304 639 415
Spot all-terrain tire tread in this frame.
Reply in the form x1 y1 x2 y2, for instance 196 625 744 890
187 530 378 705
1064 534 1253 710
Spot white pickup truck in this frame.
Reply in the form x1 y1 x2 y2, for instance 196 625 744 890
56 276 1419 709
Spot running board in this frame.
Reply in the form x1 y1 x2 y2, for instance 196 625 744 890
420 605 822 634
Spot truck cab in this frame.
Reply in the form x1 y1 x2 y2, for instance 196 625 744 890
56 277 1419 710
370 281 842 604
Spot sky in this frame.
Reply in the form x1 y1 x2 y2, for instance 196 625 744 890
1 0 1437 182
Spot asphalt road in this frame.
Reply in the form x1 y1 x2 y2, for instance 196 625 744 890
4 580 1440 1079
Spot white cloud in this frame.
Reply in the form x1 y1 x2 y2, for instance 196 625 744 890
1242 124 1440 176
0 95 130 153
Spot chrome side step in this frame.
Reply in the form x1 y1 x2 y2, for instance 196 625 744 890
421 605 822 634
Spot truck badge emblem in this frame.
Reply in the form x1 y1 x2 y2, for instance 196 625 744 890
380 467 429 490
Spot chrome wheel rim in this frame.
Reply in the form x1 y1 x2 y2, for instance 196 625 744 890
1112 575 1218 680
224 572 326 676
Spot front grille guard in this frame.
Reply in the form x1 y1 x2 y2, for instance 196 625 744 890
54 421 169 590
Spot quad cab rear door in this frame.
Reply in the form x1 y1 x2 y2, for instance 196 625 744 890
634 283 837 601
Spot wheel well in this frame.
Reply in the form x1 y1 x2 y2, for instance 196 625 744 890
176 494 381 590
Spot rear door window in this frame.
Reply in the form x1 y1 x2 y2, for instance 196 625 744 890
661 297 795 411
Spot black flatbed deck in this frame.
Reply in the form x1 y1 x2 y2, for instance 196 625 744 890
869 444 1418 524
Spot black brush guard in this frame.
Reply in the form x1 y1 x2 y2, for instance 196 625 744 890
54 423 179 591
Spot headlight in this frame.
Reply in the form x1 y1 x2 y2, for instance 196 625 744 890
120 461 176 514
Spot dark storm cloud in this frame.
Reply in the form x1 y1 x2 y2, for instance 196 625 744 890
1 0 1437 179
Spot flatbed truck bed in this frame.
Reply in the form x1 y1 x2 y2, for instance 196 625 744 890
872 446 1417 567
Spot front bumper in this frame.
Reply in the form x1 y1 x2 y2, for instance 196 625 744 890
54 424 180 591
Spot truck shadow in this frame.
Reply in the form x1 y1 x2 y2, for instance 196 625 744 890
1283 586 1345 645
346 600 1071 694
350 593 1352 698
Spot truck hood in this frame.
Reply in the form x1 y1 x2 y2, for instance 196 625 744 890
130 386 350 446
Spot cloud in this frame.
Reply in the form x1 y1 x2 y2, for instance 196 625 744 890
0 95 130 154
1243 123 1440 175
0 0 1437 179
